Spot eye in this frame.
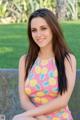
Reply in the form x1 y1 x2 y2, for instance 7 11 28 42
41 27 47 30
31 29 37 32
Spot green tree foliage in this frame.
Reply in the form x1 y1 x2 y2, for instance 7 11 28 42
78 0 80 18
0 0 7 17
0 0 80 23
67 0 78 20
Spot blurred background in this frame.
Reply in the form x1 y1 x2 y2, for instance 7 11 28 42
0 0 80 68
0 0 80 23
0 0 80 120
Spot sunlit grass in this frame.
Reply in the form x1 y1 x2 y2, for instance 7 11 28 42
0 22 80 68
0 47 13 54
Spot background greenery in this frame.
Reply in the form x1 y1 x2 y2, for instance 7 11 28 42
0 0 80 68
0 0 80 23
0 1 79 120
0 21 80 68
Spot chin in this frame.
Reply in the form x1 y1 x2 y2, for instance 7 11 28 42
38 42 50 48
38 44 47 48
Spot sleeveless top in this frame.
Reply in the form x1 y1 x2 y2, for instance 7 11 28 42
24 57 73 120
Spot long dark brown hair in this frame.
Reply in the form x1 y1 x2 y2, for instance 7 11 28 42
25 8 71 95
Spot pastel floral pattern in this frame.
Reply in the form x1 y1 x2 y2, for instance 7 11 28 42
25 57 73 120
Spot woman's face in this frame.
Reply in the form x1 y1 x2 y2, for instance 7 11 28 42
31 17 53 48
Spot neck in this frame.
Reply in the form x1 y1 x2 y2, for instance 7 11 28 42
38 44 54 59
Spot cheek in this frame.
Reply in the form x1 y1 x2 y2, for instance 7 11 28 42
31 33 37 43
46 29 52 36
47 31 53 40
31 33 36 39
32 33 36 39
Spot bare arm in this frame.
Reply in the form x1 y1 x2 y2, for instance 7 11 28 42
24 54 76 117
18 55 36 111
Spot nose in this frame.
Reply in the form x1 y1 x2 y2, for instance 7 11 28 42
36 30 42 38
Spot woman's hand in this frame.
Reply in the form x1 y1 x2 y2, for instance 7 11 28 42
25 110 48 120
36 115 48 120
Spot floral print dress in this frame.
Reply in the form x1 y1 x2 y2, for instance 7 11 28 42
25 57 73 120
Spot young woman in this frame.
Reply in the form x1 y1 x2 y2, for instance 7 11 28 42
12 8 76 120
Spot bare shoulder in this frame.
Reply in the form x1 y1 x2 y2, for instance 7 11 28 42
64 53 77 80
19 54 27 69
19 54 26 62
69 53 76 63
65 53 76 67
19 55 26 64
18 55 27 80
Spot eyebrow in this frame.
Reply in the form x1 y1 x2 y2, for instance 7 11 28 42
31 25 47 29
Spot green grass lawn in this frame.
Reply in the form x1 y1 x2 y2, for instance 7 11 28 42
0 21 80 68
0 22 80 120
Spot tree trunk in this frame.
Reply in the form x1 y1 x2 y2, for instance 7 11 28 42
56 0 67 20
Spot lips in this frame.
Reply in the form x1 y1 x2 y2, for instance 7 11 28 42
37 39 43 42
37 38 45 43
